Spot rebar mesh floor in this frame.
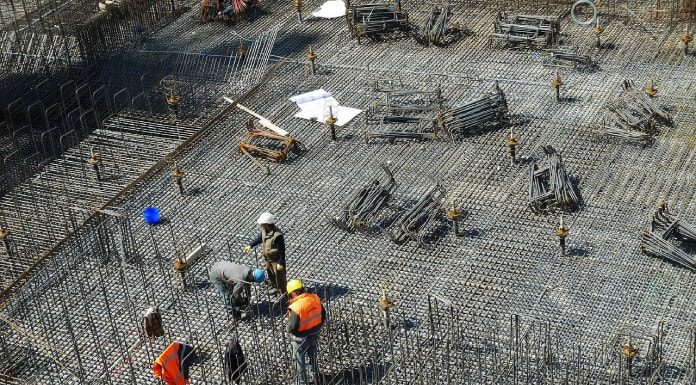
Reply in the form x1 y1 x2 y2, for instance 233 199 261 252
1 0 696 384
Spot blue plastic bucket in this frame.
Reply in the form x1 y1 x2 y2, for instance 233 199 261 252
143 207 160 225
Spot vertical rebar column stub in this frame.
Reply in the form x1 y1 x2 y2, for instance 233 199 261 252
645 80 657 97
237 41 248 58
555 215 569 255
0 227 11 257
447 203 464 237
173 254 188 290
307 46 317 75
506 128 519 165
293 0 303 24
552 72 563 102
172 164 185 195
681 30 693 56
622 342 638 376
326 106 337 141
87 148 102 181
378 288 395 329
593 20 603 48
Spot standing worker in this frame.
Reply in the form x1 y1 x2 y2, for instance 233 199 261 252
243 212 287 295
209 261 265 320
286 279 326 385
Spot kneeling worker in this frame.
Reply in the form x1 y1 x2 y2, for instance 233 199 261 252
286 279 326 385
209 261 265 320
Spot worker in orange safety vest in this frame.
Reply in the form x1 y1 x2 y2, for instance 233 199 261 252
153 341 196 385
286 279 326 385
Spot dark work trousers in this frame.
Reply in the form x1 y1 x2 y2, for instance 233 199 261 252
265 260 286 294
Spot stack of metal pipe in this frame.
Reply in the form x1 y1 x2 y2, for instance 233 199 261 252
492 12 560 48
528 146 580 213
641 203 696 270
439 81 508 136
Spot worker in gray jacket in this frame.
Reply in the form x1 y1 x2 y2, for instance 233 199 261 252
209 261 265 320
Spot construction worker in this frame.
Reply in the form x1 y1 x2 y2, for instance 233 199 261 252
243 212 287 295
286 279 326 385
209 261 265 320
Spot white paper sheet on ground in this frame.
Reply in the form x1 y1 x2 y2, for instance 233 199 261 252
293 105 362 127
288 89 332 104
311 0 346 19
290 88 363 126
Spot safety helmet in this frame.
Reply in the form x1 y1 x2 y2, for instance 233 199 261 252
286 279 304 294
253 268 265 283
257 212 275 225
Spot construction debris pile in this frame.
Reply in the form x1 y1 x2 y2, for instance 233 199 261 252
642 203 696 271
528 146 580 213
492 12 560 48
600 80 674 141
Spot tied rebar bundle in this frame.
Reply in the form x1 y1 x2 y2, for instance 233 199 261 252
419 3 452 46
326 164 396 233
347 2 409 43
641 203 696 270
388 180 446 245
439 81 509 136
365 87 443 142
543 47 595 70
528 146 580 213
600 79 673 141
492 12 560 48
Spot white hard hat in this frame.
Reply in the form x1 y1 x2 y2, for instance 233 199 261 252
257 212 275 225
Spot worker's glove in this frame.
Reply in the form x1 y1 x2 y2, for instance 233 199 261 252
243 245 252 254
276 264 284 271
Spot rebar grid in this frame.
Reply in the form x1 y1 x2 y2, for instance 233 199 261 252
0 0 695 384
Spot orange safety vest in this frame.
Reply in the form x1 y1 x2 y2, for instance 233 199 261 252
153 342 190 385
288 293 323 333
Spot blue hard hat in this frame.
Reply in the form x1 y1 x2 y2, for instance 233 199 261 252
253 268 265 283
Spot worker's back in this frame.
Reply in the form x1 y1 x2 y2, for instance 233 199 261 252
209 261 249 283
288 292 324 337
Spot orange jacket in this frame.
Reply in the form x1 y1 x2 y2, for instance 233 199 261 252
288 293 323 334
153 342 192 385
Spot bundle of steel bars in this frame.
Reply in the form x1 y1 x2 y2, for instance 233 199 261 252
641 203 696 270
492 12 560 48
600 79 673 141
419 3 452 46
543 47 595 70
388 180 446 245
326 164 396 233
365 87 443 142
347 2 409 43
528 146 580 213
438 81 508 136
